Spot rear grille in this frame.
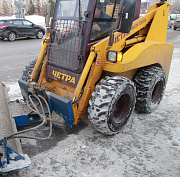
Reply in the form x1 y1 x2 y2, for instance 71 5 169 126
47 19 83 72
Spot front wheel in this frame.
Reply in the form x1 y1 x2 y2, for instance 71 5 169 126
8 32 16 41
36 30 44 39
134 66 166 113
88 76 136 135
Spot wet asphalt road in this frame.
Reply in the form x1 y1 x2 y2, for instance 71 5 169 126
0 37 42 83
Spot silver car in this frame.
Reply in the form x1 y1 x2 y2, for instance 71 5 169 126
174 19 180 30
168 20 173 28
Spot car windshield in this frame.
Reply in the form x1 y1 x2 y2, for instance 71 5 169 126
54 0 89 20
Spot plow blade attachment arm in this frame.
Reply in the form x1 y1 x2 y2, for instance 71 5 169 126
0 138 31 174
0 82 31 175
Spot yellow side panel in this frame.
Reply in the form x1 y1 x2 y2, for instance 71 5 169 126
146 3 169 42
104 41 174 79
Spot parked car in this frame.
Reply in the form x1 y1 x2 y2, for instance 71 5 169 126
170 14 180 20
0 19 45 41
168 20 173 28
174 19 180 30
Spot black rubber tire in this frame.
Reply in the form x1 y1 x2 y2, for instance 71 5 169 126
174 27 177 30
134 66 166 113
22 59 37 81
36 30 44 39
8 32 16 41
88 76 136 135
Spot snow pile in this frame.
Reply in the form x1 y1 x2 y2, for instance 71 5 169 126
5 82 23 101
25 15 45 28
0 15 16 20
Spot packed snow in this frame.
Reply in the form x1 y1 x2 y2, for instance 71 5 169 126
0 15 179 177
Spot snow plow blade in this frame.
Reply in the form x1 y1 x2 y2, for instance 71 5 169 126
0 82 31 175
18 79 74 127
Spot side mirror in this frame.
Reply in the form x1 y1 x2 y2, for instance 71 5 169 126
45 3 51 27
116 0 136 33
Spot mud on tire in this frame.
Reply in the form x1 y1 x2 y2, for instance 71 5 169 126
134 66 166 113
88 76 136 135
22 59 37 81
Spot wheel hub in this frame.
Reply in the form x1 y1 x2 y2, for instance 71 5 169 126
113 94 130 124
9 33 15 41
152 80 163 104
38 32 43 38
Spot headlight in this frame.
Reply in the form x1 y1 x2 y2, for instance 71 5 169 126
107 51 123 63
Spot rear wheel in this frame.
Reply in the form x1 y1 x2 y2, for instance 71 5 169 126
174 26 177 30
134 66 166 113
8 32 16 41
36 30 44 39
88 76 136 135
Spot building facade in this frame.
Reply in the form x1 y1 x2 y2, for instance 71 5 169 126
0 0 51 16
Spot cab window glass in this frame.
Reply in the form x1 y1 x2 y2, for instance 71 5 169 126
54 0 89 20
94 2 113 19
90 0 120 42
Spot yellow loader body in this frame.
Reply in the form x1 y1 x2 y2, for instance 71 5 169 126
31 1 173 125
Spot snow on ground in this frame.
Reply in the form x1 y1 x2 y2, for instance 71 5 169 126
4 36 179 177
5 82 23 101
1 15 179 177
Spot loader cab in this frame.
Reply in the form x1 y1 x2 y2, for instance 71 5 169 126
52 0 119 42
47 0 136 86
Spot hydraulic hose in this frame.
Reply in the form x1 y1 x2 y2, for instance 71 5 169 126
0 94 53 143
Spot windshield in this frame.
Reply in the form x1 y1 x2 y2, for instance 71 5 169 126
90 0 119 42
54 0 89 19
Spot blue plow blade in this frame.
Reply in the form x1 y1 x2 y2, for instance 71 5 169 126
0 138 31 175
18 79 74 127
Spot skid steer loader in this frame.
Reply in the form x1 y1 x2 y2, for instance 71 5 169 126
0 0 174 174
